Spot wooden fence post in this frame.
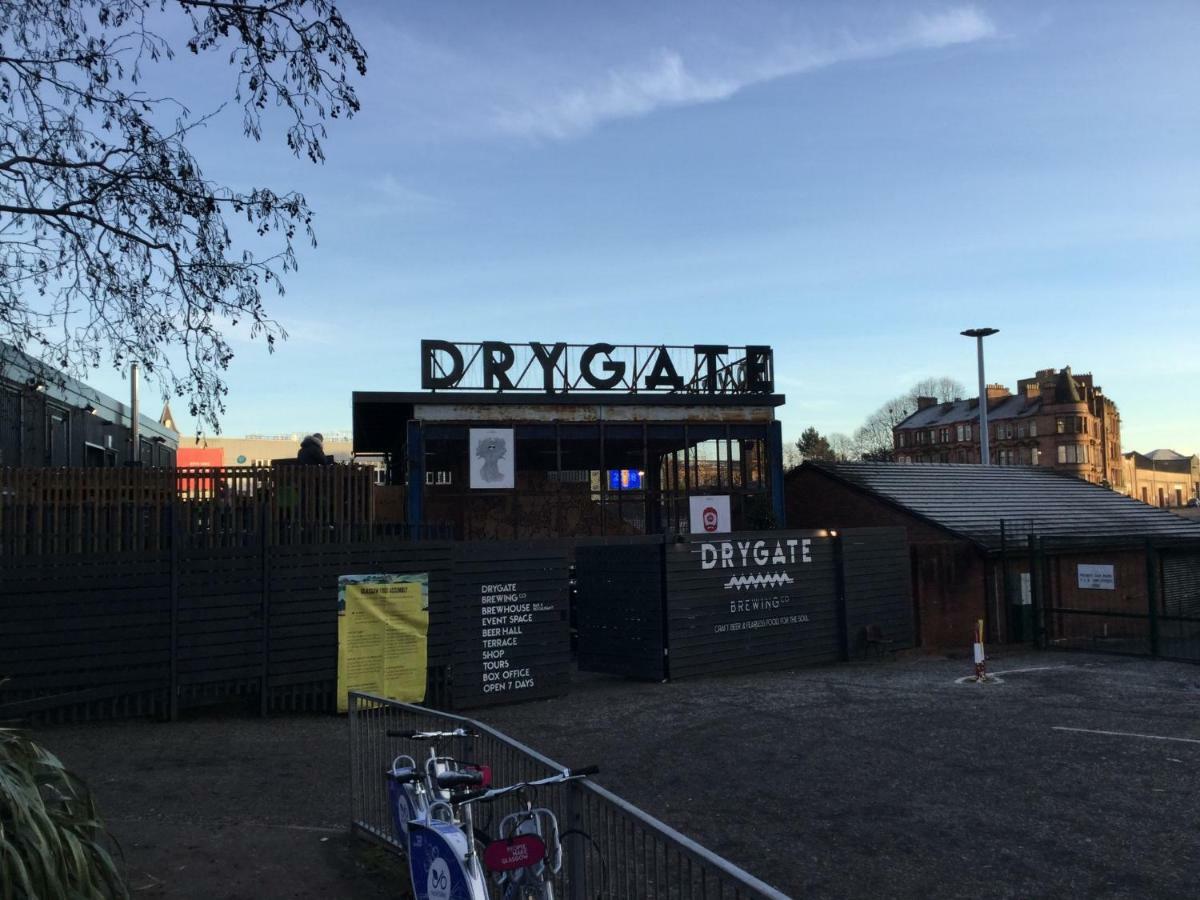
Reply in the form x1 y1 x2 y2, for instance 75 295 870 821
169 502 180 721
260 495 271 716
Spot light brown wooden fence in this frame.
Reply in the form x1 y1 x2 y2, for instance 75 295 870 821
0 465 375 554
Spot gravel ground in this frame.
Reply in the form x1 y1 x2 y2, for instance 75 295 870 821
34 650 1200 899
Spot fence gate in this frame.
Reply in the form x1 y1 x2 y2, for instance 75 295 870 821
1034 536 1200 664
1160 546 1200 663
574 541 666 680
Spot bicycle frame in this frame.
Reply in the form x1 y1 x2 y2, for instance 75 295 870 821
386 730 594 900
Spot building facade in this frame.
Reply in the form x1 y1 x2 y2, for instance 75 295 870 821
354 340 786 540
177 433 356 468
1121 449 1199 508
893 367 1122 486
1 344 177 467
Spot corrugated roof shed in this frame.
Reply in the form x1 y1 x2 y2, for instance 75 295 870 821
800 461 1200 551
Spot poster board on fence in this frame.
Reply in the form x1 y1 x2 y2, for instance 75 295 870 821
336 573 429 712
688 495 731 534
1076 564 1115 590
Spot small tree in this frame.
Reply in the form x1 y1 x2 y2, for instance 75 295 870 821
0 1 367 431
795 426 836 462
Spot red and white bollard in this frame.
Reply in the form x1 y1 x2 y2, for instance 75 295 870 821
972 618 987 681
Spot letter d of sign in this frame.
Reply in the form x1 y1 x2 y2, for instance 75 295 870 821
422 340 465 389
580 343 626 390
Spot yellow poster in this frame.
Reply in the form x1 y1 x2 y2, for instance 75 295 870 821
336 573 429 712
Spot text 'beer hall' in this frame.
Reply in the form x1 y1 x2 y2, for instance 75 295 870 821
352 341 787 540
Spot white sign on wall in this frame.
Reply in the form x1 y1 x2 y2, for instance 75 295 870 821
469 428 514 489
689 495 731 535
1077 564 1115 590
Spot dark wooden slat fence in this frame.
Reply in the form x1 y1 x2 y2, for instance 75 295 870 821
574 528 914 680
0 464 376 555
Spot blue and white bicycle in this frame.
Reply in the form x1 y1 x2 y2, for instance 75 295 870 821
386 728 596 900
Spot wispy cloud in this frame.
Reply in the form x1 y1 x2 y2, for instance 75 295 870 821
492 6 997 140
358 174 446 218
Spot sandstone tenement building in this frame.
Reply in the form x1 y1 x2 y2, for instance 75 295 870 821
892 367 1121 486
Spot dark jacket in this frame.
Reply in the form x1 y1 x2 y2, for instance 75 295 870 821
297 435 330 465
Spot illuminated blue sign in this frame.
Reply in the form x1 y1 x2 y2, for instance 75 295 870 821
608 469 643 490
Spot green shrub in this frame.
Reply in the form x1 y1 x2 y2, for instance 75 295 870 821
0 726 127 899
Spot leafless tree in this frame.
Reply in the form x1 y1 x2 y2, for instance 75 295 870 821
0 1 367 430
852 375 966 460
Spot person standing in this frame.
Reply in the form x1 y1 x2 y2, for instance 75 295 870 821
297 432 332 465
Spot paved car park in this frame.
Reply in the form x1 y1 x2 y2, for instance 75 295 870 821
37 650 1200 899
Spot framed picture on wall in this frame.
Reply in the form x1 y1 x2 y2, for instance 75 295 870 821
469 428 515 489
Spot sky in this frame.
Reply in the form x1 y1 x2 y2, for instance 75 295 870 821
81 1 1200 452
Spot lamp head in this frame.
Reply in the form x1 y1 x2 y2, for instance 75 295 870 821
961 327 999 338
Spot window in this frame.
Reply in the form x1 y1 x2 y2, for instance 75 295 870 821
1056 418 1066 434
940 427 950 443
998 449 1014 465
1031 447 1040 465
898 432 908 448
929 430 937 444
1017 423 1026 438
1029 421 1038 437
1057 444 1089 464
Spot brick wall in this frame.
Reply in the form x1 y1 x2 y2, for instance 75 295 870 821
786 468 991 648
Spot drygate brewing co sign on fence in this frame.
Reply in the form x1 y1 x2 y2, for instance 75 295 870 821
420 340 775 394
699 536 815 621
663 532 841 679
450 545 571 708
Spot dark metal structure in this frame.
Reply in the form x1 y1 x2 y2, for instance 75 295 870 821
354 391 788 539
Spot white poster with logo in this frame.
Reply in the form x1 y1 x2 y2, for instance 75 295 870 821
689 495 731 535
1077 564 1115 590
469 428 514 489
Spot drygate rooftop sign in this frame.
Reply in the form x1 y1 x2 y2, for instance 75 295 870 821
421 340 775 394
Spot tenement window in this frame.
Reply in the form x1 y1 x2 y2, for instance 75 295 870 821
1057 444 1089 464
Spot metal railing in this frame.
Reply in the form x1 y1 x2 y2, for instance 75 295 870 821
348 692 791 899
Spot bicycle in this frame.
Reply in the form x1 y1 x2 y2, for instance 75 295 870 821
385 728 596 900
461 767 598 900
385 728 485 848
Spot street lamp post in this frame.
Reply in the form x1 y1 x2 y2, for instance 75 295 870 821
961 328 999 465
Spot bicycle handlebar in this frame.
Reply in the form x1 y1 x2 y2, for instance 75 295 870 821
386 728 479 740
452 766 599 807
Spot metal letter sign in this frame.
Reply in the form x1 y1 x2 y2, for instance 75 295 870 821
420 341 774 395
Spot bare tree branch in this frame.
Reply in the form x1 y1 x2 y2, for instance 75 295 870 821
0 0 366 431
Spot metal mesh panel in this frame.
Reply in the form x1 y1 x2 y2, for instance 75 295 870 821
348 692 788 899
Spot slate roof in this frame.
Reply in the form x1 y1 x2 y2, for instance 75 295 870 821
798 461 1200 551
1143 449 1189 461
896 394 1039 429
